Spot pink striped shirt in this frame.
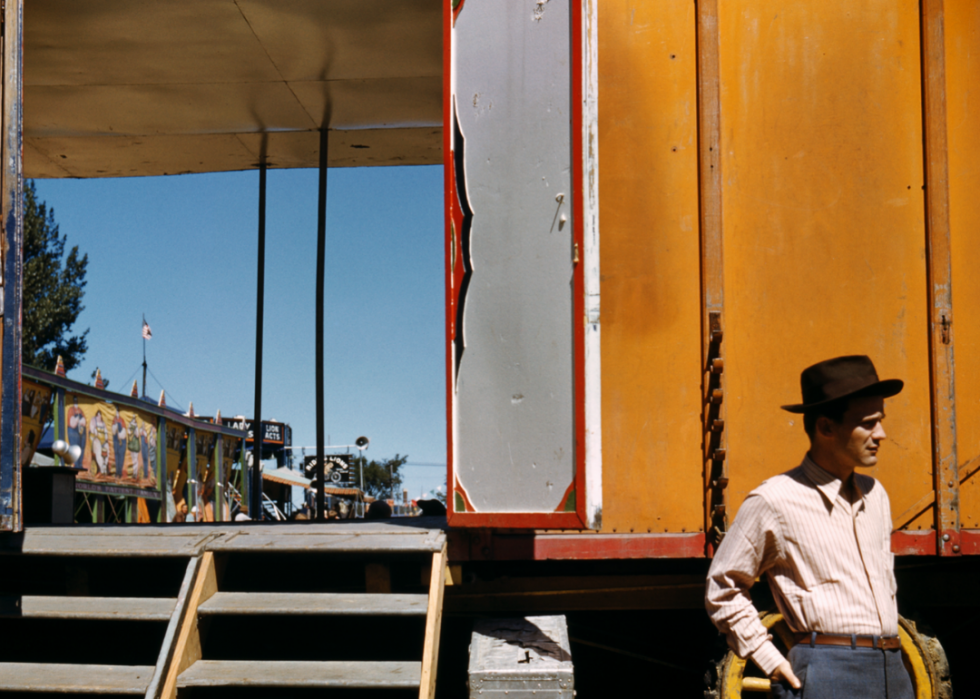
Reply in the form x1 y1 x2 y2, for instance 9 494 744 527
705 455 898 675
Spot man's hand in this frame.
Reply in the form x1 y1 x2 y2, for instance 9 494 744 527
771 660 802 689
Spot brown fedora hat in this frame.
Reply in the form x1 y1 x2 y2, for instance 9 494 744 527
781 355 903 413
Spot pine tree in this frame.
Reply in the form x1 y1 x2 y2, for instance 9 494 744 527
22 181 89 371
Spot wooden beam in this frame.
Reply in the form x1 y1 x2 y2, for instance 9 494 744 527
145 556 200 699
160 552 218 699
419 544 446 699
921 0 960 556
696 0 727 556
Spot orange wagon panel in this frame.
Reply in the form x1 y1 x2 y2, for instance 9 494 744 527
717 0 934 521
947 0 980 529
598 0 704 534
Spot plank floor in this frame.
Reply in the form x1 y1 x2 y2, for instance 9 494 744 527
178 660 422 688
198 592 428 616
0 595 175 620
0 663 154 694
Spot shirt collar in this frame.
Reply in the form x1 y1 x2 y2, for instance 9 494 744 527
802 454 865 509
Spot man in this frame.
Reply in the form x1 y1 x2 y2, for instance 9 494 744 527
706 355 913 698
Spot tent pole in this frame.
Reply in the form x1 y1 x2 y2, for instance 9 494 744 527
315 129 328 522
251 161 267 519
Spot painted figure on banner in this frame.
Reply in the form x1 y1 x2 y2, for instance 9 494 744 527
140 422 156 482
67 395 87 464
112 406 127 478
21 430 36 467
126 416 141 479
22 388 35 418
90 409 109 476
29 391 46 421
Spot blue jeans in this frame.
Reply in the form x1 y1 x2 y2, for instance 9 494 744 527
770 643 914 699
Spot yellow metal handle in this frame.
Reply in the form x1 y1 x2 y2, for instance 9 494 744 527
741 677 772 693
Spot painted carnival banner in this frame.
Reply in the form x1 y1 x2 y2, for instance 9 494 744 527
21 380 53 468
64 391 158 490
304 453 352 485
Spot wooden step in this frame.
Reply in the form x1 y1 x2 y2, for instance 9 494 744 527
198 591 428 616
177 660 421 689
0 595 175 620
0 662 154 694
4 523 446 556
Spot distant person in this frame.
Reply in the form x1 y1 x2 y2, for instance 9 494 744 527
417 498 447 517
365 500 392 520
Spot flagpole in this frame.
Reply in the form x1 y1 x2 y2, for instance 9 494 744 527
142 314 148 399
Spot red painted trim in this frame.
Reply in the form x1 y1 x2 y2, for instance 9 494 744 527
443 0 455 530
554 480 576 512
447 531 706 561
891 530 937 556
570 0 588 528
959 529 980 555
444 2 590 530
452 477 476 512
449 511 585 529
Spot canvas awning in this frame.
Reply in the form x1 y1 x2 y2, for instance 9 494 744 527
24 0 442 178
261 466 311 489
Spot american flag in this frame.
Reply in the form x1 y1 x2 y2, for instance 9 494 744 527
142 321 152 340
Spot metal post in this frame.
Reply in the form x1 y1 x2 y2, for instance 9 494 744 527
315 128 328 522
187 426 197 521
142 313 148 398
0 0 23 532
251 162 267 519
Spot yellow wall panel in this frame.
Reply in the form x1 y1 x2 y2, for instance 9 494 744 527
946 0 980 529
717 0 934 520
598 0 704 533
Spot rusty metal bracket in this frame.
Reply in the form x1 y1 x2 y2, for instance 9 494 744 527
921 0 960 556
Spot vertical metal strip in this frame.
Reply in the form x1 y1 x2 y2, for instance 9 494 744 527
921 0 959 556
696 0 727 554
582 0 602 530
315 128 327 522
251 162 267 519
0 0 23 532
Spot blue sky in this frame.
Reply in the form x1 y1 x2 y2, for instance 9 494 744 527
34 165 447 500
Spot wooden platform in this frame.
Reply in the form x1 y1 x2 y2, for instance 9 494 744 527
0 518 448 557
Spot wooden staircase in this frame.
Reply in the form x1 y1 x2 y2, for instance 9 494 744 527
0 522 447 698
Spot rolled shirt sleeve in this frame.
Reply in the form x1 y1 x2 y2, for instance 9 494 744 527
705 493 786 676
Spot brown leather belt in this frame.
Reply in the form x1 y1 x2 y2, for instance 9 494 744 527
794 632 901 650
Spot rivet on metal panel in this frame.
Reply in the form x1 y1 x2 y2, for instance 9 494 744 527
953 545 960 553
942 533 950 542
